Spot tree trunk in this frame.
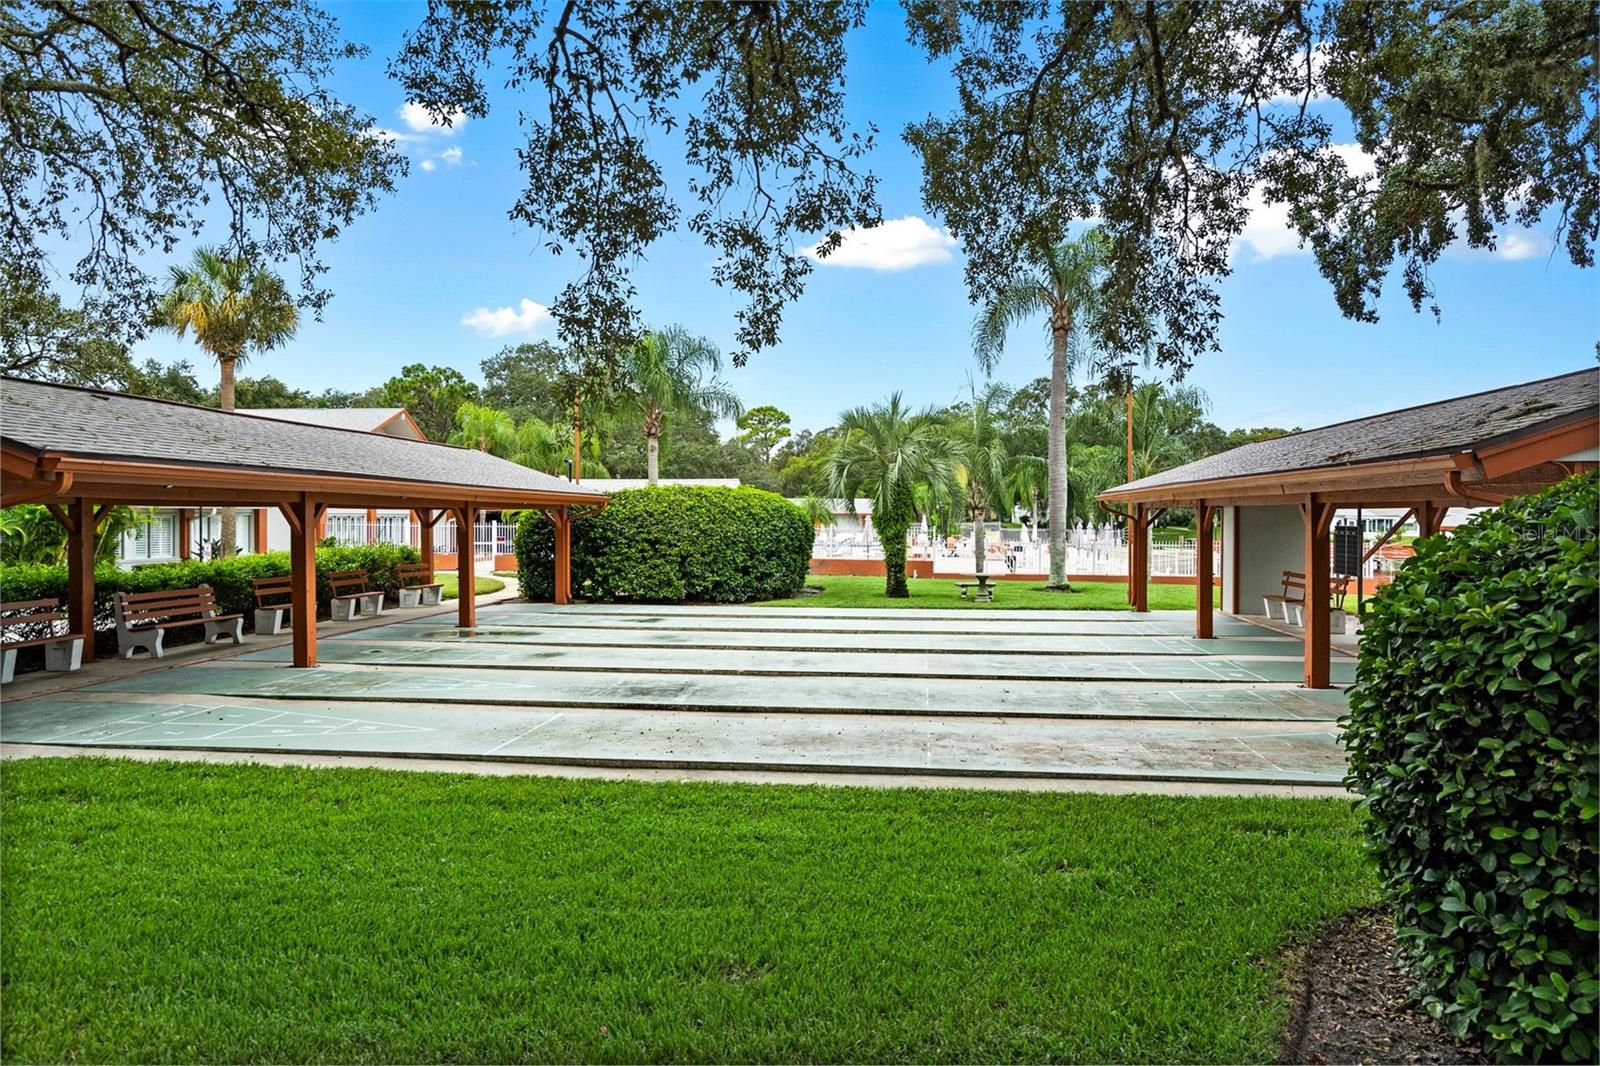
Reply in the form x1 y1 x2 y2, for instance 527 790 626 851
644 405 663 484
972 508 986 578
218 355 238 557
1030 488 1040 545
1046 320 1070 589
880 512 911 597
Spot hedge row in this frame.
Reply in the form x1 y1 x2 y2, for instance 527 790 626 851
1343 473 1598 1062
515 486 813 603
0 545 421 659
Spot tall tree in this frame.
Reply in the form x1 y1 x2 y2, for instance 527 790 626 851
950 385 1015 581
623 326 743 484
155 248 299 413
972 231 1108 590
378 364 479 443
449 403 518 455
907 1 1598 380
826 393 957 598
734 405 793 462
391 2 879 365
3 0 403 359
154 249 298 557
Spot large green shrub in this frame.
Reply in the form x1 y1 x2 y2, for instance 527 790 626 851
1343 473 1598 1062
515 486 813 603
0 544 421 659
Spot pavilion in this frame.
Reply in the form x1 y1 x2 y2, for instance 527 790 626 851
0 379 606 668
1098 368 1599 688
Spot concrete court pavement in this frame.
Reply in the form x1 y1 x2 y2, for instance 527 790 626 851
1 599 1357 796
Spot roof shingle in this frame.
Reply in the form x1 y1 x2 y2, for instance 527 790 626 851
1105 368 1598 495
1 378 603 498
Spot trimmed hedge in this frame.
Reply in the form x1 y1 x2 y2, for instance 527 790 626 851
515 486 813 603
1343 473 1598 1062
0 545 421 660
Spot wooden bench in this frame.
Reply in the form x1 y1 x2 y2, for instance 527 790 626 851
327 569 384 621
1 598 85 683
252 575 294 635
396 563 444 608
114 585 244 659
956 576 995 602
1263 571 1352 624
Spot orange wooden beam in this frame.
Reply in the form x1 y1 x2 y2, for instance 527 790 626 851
1300 498 1336 689
65 498 96 664
1195 502 1215 639
289 494 318 668
454 504 476 628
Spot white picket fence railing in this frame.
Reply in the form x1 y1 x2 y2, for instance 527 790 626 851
322 518 517 561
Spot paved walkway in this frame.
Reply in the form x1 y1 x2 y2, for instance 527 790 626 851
0 601 1356 794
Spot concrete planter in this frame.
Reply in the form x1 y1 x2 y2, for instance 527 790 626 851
1329 608 1348 635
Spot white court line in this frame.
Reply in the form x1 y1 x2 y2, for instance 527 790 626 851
479 714 563 756
32 703 217 745
197 710 290 741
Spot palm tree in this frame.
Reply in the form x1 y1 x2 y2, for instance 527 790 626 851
972 229 1109 590
800 494 837 533
449 402 518 455
950 386 1015 580
155 246 298 556
509 416 571 475
826 393 957 598
624 325 743 484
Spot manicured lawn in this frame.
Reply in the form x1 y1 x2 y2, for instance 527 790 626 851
1 759 1374 1063
438 573 505 600
756 574 1219 610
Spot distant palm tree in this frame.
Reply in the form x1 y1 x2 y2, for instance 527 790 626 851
972 229 1109 590
826 393 957 598
950 386 1015 580
624 325 743 484
509 417 573 475
156 247 298 556
449 402 518 455
800 495 837 532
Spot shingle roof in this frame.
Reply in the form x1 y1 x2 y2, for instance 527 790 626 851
1 378 604 498
234 407 410 434
1105 368 1598 495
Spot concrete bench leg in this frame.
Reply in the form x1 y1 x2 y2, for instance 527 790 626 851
332 597 358 622
420 586 443 606
254 608 290 635
204 617 245 645
44 638 83 673
1 648 15 685
120 629 164 659
360 592 385 617
398 588 422 609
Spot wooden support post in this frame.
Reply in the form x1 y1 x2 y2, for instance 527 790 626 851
365 507 378 545
1196 502 1215 639
1416 500 1447 538
417 509 435 581
1131 504 1150 613
1301 498 1336 689
178 508 195 559
455 504 476 628
64 499 97 663
554 508 572 605
289 494 318 668
314 508 327 543
252 508 268 555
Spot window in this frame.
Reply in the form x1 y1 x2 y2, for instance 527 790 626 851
123 512 178 562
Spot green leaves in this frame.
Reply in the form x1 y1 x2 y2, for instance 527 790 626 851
1342 473 1599 1062
515 487 812 604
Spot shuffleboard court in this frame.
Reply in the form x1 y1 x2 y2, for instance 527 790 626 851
1 604 1356 787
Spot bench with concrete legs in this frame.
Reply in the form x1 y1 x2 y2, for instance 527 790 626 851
252 575 294 635
327 569 385 622
1 598 85 683
956 576 995 602
114 585 243 659
396 563 444 608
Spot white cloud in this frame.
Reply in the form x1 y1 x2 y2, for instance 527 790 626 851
419 158 437 173
1264 41 1332 105
1492 229 1550 261
460 299 553 338
807 216 958 271
438 146 464 167
398 101 467 134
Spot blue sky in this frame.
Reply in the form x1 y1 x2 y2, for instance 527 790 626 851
131 3 1599 435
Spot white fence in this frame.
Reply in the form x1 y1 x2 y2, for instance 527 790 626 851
813 523 1221 577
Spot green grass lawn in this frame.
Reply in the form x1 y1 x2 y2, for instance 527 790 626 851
437 573 506 600
756 574 1219 610
0 759 1374 1063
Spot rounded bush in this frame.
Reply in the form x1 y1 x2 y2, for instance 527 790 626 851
515 486 814 603
1343 472 1597 1062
